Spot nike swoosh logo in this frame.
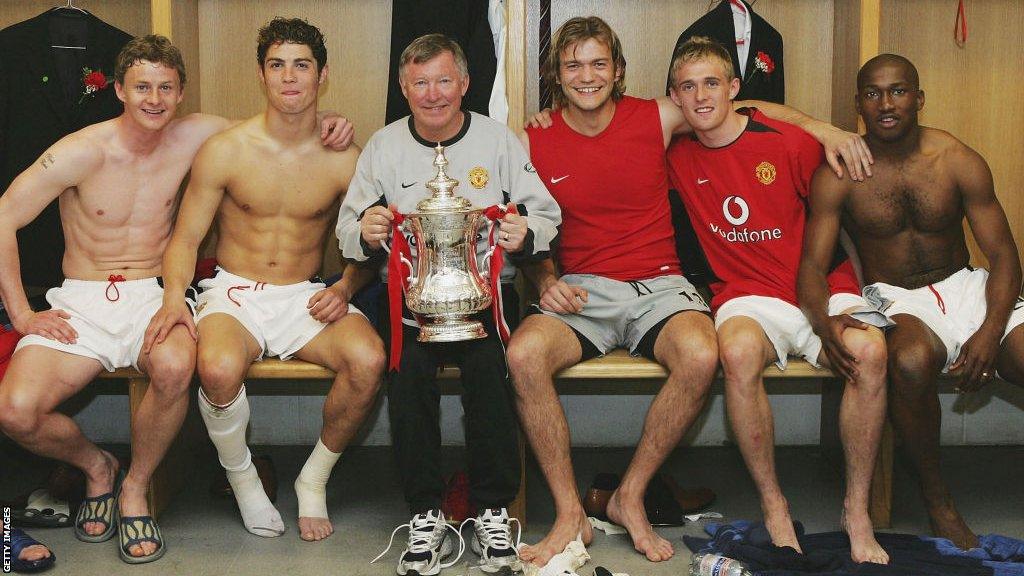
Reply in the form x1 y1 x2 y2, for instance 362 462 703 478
550 175 570 184
401 181 417 188
697 178 710 184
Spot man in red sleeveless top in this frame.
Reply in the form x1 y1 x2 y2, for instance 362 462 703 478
510 16 876 567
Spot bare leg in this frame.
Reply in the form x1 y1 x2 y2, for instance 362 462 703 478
718 316 801 552
507 314 591 567
820 323 888 564
995 324 1024 385
606 311 716 562
292 313 385 541
887 314 977 550
0 346 116 536
117 324 196 557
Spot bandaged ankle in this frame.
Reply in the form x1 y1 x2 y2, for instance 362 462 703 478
198 385 252 472
295 438 341 519
226 462 285 538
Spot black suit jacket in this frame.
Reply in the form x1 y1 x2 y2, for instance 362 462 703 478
664 1 784 286
385 0 497 124
665 0 784 103
0 10 131 288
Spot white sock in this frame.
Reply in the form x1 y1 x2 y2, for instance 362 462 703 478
295 438 341 519
198 386 284 537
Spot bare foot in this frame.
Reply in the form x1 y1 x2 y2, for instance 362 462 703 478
119 474 158 557
927 500 978 550
606 489 674 562
842 509 889 564
298 516 334 542
519 507 592 567
763 499 802 553
19 544 50 562
82 450 119 536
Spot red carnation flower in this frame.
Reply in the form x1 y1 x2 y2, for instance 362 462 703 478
84 71 107 89
755 51 775 74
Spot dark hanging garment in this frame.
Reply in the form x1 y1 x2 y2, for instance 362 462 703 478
665 0 784 103
386 0 497 124
0 10 132 288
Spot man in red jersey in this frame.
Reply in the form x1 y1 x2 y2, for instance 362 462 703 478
666 37 888 564
510 17 876 566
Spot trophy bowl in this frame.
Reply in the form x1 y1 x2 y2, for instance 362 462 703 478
401 144 493 342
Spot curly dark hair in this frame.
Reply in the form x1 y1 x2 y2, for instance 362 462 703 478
257 17 327 71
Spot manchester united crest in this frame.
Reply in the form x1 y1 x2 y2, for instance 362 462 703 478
755 161 776 185
468 166 489 189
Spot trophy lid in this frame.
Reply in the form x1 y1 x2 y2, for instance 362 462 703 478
415 144 475 213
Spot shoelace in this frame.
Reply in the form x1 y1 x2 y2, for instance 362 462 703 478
371 514 465 568
459 514 522 557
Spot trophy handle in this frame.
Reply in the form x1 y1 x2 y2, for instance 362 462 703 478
479 245 497 280
380 237 418 286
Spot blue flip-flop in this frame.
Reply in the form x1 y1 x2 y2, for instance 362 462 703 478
10 528 56 573
73 469 123 543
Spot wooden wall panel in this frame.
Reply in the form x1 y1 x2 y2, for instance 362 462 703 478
0 1 151 37
198 0 391 148
881 0 1024 262
527 1 834 123
197 1 393 276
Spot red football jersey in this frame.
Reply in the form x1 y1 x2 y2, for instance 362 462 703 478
526 96 681 280
666 109 859 311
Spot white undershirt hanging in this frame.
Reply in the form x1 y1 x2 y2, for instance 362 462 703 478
731 0 752 79
487 0 509 124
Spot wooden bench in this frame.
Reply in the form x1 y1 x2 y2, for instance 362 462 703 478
97 350 893 527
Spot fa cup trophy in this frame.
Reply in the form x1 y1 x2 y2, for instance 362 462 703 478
399 144 494 342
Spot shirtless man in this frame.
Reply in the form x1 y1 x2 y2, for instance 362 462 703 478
798 54 1024 550
0 35 352 563
666 37 887 563
146 18 384 543
514 16 875 566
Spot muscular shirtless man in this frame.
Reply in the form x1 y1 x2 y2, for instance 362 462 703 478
0 34 351 564
146 18 384 543
798 54 1024 550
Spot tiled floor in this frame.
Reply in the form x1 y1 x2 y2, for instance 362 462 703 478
4 442 1022 575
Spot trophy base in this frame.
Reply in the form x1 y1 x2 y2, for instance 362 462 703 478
417 318 488 342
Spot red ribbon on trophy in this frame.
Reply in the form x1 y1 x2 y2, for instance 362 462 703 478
385 203 518 372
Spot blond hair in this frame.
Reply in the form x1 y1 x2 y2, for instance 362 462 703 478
669 36 734 87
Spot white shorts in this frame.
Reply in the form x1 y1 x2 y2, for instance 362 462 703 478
715 293 865 370
15 277 191 371
863 267 1024 372
196 268 364 360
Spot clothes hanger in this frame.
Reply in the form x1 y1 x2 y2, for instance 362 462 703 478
49 0 89 50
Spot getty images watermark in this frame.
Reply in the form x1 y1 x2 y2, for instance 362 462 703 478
2 505 11 573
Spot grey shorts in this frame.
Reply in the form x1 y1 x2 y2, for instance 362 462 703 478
532 274 710 359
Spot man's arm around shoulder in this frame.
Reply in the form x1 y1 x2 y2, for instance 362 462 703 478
0 136 102 341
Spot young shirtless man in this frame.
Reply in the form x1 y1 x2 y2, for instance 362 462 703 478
799 54 1024 550
0 34 352 564
146 18 384 543
515 16 875 566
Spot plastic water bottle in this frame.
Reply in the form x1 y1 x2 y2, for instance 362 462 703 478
689 552 753 576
